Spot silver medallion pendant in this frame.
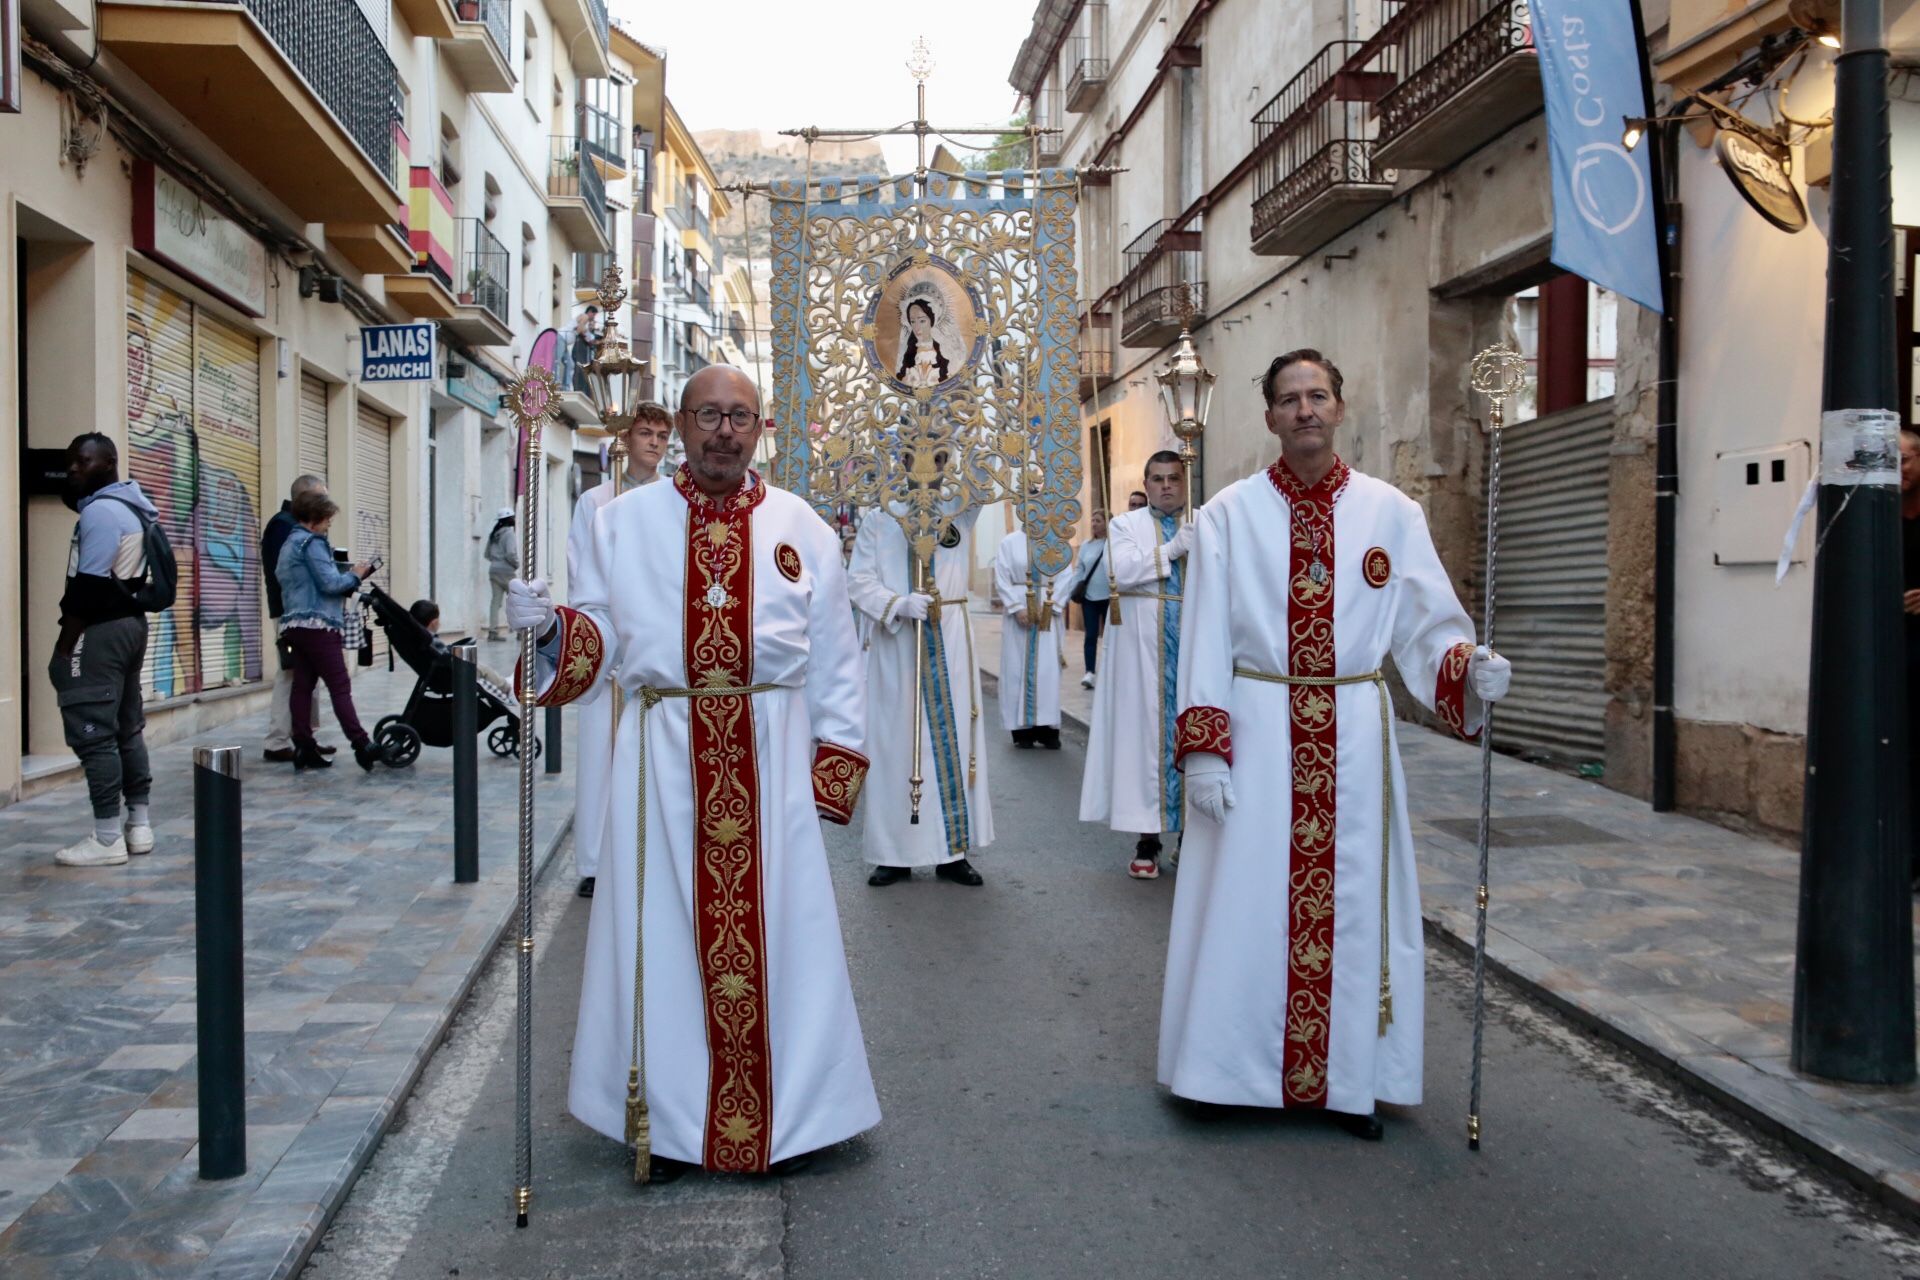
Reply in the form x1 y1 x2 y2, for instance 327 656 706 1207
705 581 731 610
1309 560 1329 586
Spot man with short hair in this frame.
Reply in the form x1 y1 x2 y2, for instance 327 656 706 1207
1127 490 1148 512
567 402 673 899
1160 349 1511 1141
262 474 333 763
51 434 159 867
507 366 879 1181
1081 452 1191 879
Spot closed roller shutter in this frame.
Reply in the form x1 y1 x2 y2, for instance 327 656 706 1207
1479 399 1612 767
354 401 394 664
192 308 264 694
298 373 329 482
126 271 198 701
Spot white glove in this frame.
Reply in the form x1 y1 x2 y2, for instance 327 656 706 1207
1185 753 1235 824
1469 646 1511 702
893 593 932 623
506 577 556 635
1165 522 1196 560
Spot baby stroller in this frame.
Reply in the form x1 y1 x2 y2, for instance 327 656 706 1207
359 583 537 767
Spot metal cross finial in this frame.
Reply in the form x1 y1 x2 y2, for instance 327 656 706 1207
907 37 935 84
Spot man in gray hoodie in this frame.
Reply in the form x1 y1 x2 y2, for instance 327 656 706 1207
51 433 157 867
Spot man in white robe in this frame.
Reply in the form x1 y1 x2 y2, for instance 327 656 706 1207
993 526 1068 749
1080 451 1191 880
508 367 878 1179
1161 348 1511 1140
565 403 671 899
847 501 994 887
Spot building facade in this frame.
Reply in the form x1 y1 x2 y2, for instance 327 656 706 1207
2 0 615 803
1011 0 1920 839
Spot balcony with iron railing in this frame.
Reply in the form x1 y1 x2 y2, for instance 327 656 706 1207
1250 41 1399 257
1033 87 1065 162
547 136 613 252
101 0 400 225
1372 0 1539 172
581 96 627 178
443 0 514 93
574 252 613 297
547 0 612 78
1078 309 1114 400
690 279 712 315
447 218 511 345
1119 219 1205 348
1066 33 1109 112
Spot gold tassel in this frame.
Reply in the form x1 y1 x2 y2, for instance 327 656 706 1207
1378 990 1394 1037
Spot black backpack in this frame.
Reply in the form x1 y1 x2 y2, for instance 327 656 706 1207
99 494 179 613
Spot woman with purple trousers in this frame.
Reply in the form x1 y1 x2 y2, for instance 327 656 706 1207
275 490 383 771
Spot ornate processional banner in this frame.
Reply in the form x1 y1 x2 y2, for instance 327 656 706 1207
767 168 1082 576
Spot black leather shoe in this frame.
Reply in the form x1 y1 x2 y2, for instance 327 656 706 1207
646 1154 695 1184
1135 836 1164 859
1011 729 1035 748
293 743 332 769
317 744 338 756
352 741 384 772
1336 1112 1385 1141
936 858 984 886
768 1151 815 1176
578 877 596 898
1039 727 1062 750
264 747 297 763
868 865 911 887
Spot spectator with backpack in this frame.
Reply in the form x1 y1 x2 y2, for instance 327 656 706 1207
50 433 170 867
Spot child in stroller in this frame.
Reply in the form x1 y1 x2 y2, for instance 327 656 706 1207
360 585 537 766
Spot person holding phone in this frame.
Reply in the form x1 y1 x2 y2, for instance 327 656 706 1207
275 490 384 771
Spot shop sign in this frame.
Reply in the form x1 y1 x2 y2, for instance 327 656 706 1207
132 160 268 315
1717 131 1808 234
361 323 437 382
446 356 505 416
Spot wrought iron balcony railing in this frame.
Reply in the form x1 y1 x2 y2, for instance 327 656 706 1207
1250 41 1398 253
458 0 510 57
214 0 398 178
1066 32 1109 112
548 135 611 239
459 217 510 323
1375 0 1534 160
1120 219 1205 347
1078 312 1114 397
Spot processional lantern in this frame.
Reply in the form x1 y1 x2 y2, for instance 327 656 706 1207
579 265 650 436
1154 283 1214 474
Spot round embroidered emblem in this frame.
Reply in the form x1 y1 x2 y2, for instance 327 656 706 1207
938 521 962 550
776 542 803 582
1363 547 1391 588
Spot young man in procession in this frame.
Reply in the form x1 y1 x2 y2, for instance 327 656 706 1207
1160 349 1511 1140
992 520 1070 749
1080 452 1191 880
846 455 995 888
566 402 673 899
507 366 880 1181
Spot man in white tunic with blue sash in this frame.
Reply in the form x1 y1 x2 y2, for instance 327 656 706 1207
1080 451 1191 879
1160 349 1511 1141
993 525 1068 749
847 499 994 887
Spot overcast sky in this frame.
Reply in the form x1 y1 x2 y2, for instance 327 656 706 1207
609 0 1036 172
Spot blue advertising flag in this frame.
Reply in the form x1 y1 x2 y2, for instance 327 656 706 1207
1530 0 1664 312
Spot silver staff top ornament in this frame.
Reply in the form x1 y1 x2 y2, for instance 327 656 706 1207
1469 343 1529 412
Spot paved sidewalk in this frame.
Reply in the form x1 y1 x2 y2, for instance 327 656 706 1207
0 642 574 1279
974 609 1920 1219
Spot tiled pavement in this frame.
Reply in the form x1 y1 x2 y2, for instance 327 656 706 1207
0 644 574 1279
974 608 1920 1219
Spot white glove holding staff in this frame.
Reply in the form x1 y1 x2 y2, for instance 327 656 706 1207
893 593 933 623
1165 522 1197 561
1469 646 1511 702
1185 752 1235 824
506 577 556 636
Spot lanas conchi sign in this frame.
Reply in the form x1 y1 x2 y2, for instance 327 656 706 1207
132 160 269 315
361 323 437 383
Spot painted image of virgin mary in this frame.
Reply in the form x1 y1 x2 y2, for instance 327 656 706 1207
897 295 968 389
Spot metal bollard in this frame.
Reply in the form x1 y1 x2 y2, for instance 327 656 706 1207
544 703 562 775
452 640 479 884
194 746 246 1181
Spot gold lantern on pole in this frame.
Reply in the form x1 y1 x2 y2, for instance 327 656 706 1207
1153 284 1214 513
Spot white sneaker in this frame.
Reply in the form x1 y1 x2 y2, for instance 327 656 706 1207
1080 672 1096 689
56 835 129 867
124 823 154 855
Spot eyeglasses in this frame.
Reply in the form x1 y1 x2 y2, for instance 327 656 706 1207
685 406 761 433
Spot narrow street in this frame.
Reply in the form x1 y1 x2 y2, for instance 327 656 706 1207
306 698 1920 1279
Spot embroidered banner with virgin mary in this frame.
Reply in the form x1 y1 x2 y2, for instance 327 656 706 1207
767 168 1082 576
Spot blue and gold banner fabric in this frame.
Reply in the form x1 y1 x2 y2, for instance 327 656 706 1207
767 169 1082 578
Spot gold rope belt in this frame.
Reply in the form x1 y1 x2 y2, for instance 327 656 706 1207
625 680 779 1182
1109 589 1181 626
1233 666 1397 1037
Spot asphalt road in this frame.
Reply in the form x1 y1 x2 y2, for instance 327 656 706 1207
307 698 1920 1279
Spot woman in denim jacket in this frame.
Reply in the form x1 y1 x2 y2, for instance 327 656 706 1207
276 490 383 770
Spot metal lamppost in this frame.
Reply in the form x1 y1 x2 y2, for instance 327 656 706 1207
1154 288 1215 514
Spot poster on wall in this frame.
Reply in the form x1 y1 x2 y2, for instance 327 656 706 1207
2 0 21 115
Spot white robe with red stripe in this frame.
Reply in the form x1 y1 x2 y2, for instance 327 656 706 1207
528 470 879 1171
1160 458 1485 1116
